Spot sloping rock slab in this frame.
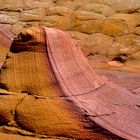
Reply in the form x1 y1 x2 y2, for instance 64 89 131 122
44 27 140 140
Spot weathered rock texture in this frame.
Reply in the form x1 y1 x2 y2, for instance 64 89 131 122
0 27 124 140
0 0 140 70
0 26 140 140
0 1 140 139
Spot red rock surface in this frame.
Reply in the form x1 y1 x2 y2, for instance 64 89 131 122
0 26 140 140
44 27 140 140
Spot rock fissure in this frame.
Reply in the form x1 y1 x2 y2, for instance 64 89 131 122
85 112 116 118
114 103 140 108
28 83 105 99
14 95 28 111
11 95 28 127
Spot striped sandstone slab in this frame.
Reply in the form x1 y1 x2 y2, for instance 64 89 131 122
44 27 140 140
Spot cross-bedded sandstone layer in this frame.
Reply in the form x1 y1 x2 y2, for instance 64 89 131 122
0 27 140 140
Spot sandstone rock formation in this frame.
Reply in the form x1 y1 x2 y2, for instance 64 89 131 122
0 0 139 71
0 26 140 140
0 1 140 138
0 27 125 140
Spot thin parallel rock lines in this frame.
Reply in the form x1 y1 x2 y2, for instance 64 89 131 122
1 26 140 139
44 27 140 140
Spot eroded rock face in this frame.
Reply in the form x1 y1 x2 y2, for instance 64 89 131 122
0 14 18 24
20 8 46 22
101 19 129 37
23 0 53 10
108 13 140 33
78 3 116 17
108 34 140 57
0 0 23 11
0 0 139 83
0 27 140 140
0 92 25 124
0 0 139 70
0 33 122 140
104 0 140 12
81 33 114 56
134 27 140 35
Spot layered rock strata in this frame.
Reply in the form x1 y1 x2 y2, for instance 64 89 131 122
0 0 139 70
